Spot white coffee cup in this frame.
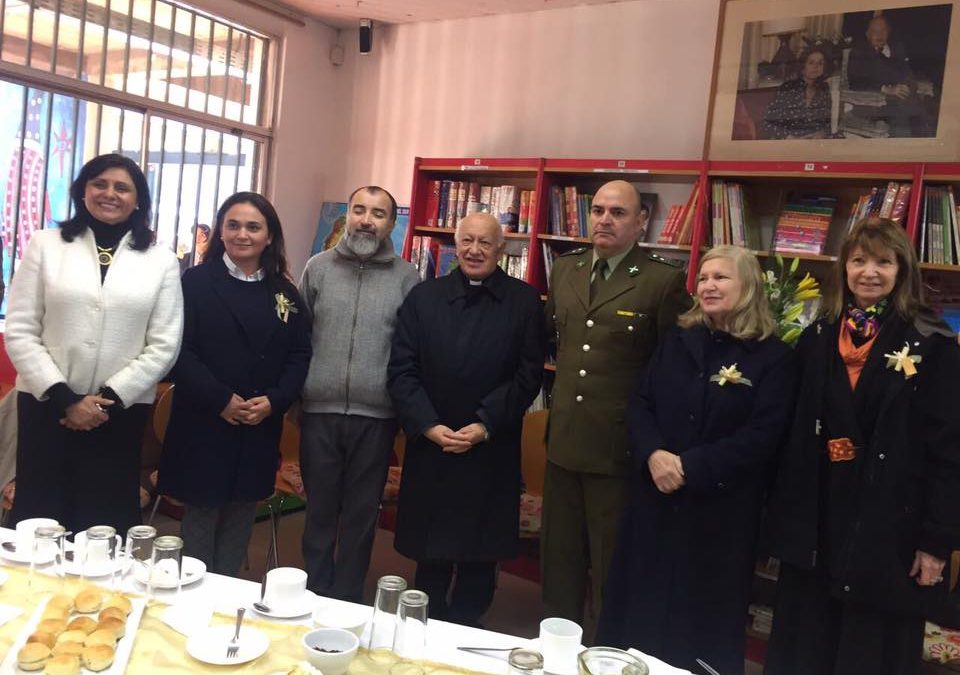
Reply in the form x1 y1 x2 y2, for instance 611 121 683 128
15 518 59 552
539 617 583 675
266 567 308 609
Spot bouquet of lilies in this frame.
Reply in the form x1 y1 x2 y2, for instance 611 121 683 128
763 255 821 345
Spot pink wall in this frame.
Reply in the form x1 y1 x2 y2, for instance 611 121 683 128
333 0 721 208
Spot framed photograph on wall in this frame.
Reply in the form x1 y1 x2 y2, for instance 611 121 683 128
708 0 960 161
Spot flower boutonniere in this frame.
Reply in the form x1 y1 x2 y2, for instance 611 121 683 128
884 342 922 379
710 363 752 387
275 292 299 323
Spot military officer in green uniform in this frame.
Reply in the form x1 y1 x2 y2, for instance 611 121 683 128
542 179 691 625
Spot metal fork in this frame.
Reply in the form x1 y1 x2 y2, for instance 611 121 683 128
226 607 245 659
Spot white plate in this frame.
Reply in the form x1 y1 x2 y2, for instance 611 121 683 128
527 638 587 675
251 590 319 619
63 555 126 577
0 539 58 565
0 569 7 586
0 594 146 675
132 556 206 589
186 624 270 665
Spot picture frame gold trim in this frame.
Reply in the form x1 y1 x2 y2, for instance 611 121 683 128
706 0 960 162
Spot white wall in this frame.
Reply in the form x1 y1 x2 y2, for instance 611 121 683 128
331 0 721 208
189 0 353 278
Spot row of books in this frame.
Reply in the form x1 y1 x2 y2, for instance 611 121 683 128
920 185 960 265
409 236 529 281
845 181 911 232
772 196 838 255
709 179 760 249
547 185 593 238
656 185 701 246
423 180 535 233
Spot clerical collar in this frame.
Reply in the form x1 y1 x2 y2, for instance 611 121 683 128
223 252 264 282
468 279 483 286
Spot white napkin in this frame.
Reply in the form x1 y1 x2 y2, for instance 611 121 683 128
159 600 213 637
627 648 693 675
0 604 22 627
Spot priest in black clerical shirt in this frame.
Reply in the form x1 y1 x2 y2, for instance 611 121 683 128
387 212 545 628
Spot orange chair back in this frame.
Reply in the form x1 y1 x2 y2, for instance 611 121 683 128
521 410 548 497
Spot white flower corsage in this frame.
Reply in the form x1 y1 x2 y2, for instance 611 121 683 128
275 292 299 323
884 342 921 379
710 363 752 387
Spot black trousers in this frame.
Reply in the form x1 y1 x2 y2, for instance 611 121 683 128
11 392 148 535
180 501 257 577
766 562 924 675
414 559 497 628
300 412 396 602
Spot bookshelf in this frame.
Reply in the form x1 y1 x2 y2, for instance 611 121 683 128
404 157 960 296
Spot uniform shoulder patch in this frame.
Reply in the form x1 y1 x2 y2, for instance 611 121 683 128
561 247 588 257
648 253 683 268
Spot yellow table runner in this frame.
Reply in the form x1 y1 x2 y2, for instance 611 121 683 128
0 566 495 674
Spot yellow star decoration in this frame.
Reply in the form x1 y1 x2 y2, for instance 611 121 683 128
884 342 921 379
275 292 299 323
709 363 753 387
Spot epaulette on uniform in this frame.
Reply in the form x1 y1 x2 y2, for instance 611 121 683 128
648 253 683 268
561 247 588 257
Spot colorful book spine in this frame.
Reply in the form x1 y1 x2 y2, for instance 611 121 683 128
425 180 441 227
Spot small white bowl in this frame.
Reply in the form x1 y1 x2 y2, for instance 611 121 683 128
312 602 370 638
302 627 359 675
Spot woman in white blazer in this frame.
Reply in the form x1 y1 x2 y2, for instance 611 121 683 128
5 153 183 535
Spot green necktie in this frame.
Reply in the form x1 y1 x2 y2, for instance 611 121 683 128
590 259 608 301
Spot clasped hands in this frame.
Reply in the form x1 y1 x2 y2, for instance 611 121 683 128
425 423 487 454
60 394 114 431
911 550 947 587
648 449 685 494
220 393 272 426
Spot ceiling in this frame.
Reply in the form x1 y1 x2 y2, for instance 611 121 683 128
268 0 635 28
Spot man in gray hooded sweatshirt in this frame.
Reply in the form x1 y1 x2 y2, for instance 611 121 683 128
299 185 419 601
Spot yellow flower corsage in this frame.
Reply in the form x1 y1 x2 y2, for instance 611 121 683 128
275 292 299 323
884 342 921 379
710 363 752 387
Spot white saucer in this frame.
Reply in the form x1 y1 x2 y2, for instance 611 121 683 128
251 590 319 619
63 555 125 577
0 539 58 565
186 624 269 665
132 556 206 589
0 569 8 586
527 638 587 675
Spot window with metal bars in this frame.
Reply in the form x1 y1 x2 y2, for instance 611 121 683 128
0 0 272 317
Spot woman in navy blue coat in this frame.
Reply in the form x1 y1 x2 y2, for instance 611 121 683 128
159 192 311 575
597 246 797 674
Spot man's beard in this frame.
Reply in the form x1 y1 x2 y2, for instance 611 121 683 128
344 230 379 258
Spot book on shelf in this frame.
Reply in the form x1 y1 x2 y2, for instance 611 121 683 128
772 196 837 256
845 181 911 232
709 179 753 248
542 242 559 287
437 244 458 277
499 245 529 281
655 184 701 246
425 181 442 227
425 180 530 232
921 185 959 265
411 236 437 280
549 186 594 238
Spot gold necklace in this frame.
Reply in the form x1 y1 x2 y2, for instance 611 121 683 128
97 245 115 266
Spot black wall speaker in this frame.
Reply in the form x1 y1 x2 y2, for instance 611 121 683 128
359 19 372 54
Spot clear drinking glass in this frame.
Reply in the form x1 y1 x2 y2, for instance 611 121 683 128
30 525 66 591
390 589 429 675
81 525 122 588
150 535 184 600
508 649 544 675
125 525 156 581
366 575 407 659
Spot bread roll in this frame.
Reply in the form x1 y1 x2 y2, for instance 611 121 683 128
55 630 88 646
36 619 67 637
98 607 126 623
83 629 116 648
41 605 69 622
42 653 81 675
17 642 51 671
27 632 56 649
80 644 115 672
47 595 74 612
102 594 132 616
96 617 125 639
66 616 97 635
74 589 102 613
51 641 83 657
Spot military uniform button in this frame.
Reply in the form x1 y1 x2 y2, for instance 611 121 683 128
576 395 584 402
688 414 695 421
579 369 587 377
878 453 885 460
627 325 634 332
586 319 594 328
843 585 851 592
582 344 590 352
